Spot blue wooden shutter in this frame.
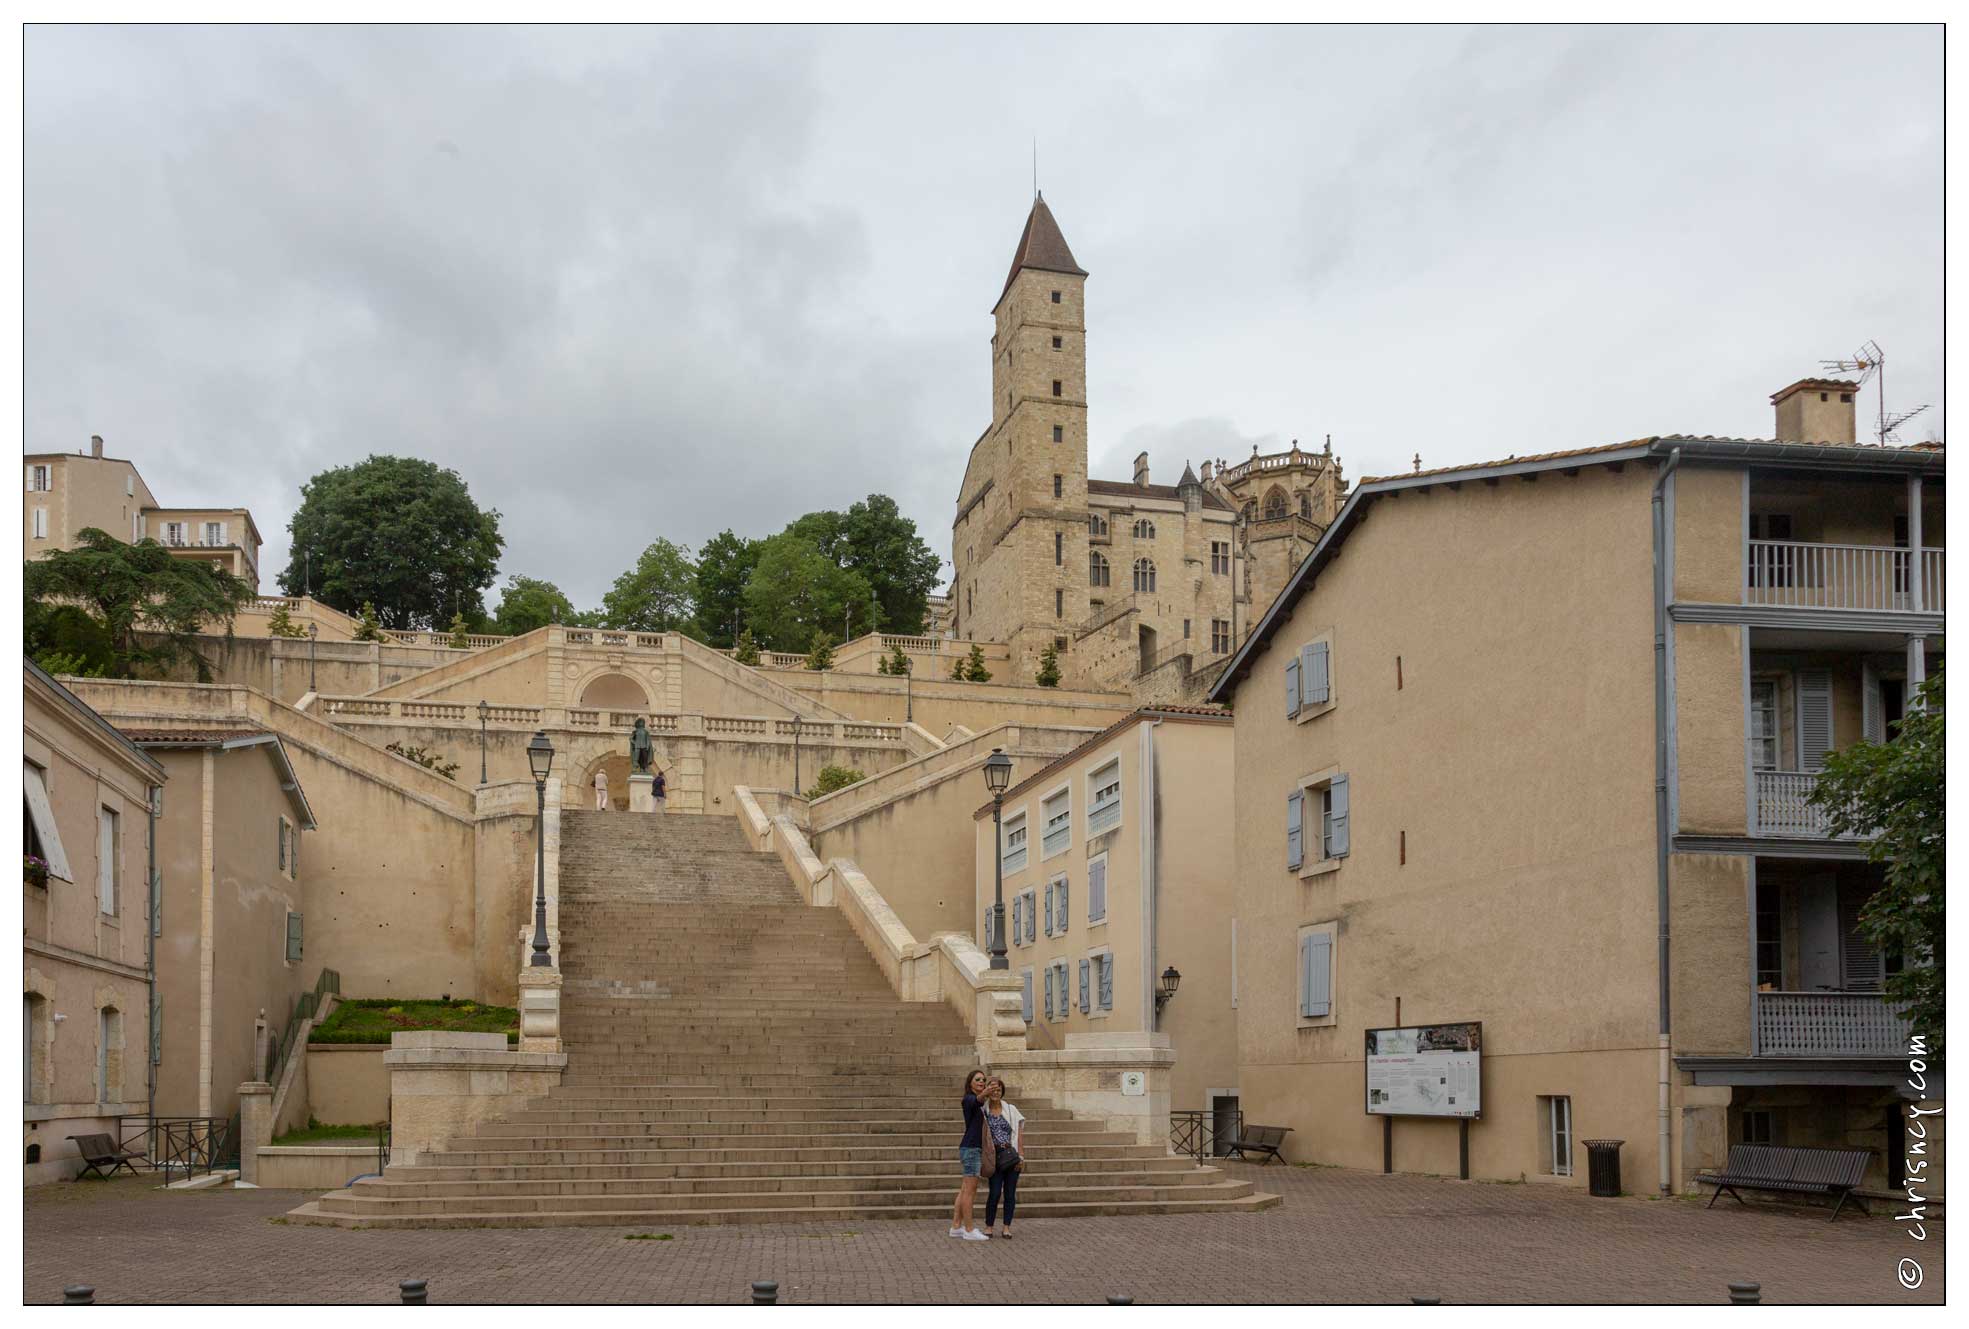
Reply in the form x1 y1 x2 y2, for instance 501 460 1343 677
1799 669 1834 770
1010 895 1021 947
1044 965 1055 1019
1328 775 1349 858
1087 859 1103 921
1303 641 1330 705
1058 878 1069 933
1079 959 1090 1013
1286 657 1300 717
285 911 304 963
1022 969 1034 1022
1300 933 1332 1017
1097 955 1113 1009
1287 791 1303 869
1044 881 1055 936
1026 893 1036 943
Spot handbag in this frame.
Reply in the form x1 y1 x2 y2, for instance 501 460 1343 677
979 1115 999 1179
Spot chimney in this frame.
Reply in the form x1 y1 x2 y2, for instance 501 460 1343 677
89 434 104 458
1199 460 1214 484
1133 452 1150 487
1771 379 1858 445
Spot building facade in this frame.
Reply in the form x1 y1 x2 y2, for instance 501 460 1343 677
973 706 1238 1120
23 662 166 1183
948 198 1348 693
1210 385 1942 1194
25 435 263 590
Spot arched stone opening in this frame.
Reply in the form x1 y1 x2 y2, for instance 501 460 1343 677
580 753 634 811
578 672 650 710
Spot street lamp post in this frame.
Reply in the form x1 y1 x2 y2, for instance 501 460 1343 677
527 731 555 967
791 715 803 797
903 652 913 725
983 747 1012 970
307 621 318 693
477 699 490 786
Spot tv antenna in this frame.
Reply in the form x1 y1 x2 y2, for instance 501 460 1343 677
1880 405 1932 444
1820 340 1928 443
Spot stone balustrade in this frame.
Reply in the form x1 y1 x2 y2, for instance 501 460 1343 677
311 697 907 746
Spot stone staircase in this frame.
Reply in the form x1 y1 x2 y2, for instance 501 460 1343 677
295 811 1275 1227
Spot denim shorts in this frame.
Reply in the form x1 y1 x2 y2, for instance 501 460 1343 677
958 1146 983 1177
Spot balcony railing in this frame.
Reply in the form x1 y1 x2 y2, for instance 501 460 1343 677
1753 770 1861 839
1745 540 1944 612
1755 991 1912 1057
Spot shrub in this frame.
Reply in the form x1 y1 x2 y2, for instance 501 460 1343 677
385 741 460 780
963 643 992 683
1035 643 1062 688
447 612 472 650
732 629 761 666
267 602 307 639
808 765 866 799
352 601 385 642
805 632 837 671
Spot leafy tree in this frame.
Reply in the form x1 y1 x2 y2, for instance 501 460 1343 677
567 607 610 628
1035 642 1062 688
603 538 697 632
950 654 966 681
32 650 109 678
963 643 993 683
1809 669 1944 1050
24 530 253 681
808 765 866 799
384 741 461 781
693 530 761 647
879 642 912 677
446 612 472 650
278 455 503 630
786 495 941 635
731 628 761 666
24 601 118 677
491 575 576 637
741 534 873 653
805 632 837 671
266 602 307 639
352 601 386 642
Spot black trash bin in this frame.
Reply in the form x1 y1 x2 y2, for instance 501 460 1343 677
1583 1139 1624 1197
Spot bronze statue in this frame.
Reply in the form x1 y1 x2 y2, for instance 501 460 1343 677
629 717 656 774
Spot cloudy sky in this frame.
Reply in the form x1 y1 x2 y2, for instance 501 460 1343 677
25 24 1942 608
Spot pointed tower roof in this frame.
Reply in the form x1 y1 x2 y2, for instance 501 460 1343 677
997 193 1088 307
1179 462 1200 488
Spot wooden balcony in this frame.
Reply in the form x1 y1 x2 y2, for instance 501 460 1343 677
1745 540 1944 612
1752 770 1862 839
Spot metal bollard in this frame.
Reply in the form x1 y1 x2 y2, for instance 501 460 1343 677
62 1286 96 1306
1728 1282 1761 1306
400 1280 428 1305
751 1281 779 1305
1106 1296 1133 1305
1411 1297 1442 1305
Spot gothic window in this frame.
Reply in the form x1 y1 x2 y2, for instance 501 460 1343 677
1088 513 1108 537
1211 541 1231 574
1132 558 1156 593
1132 519 1155 540
1299 493 1313 520
1089 551 1110 588
1263 488 1288 520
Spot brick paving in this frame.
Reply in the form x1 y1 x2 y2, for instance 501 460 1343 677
23 1163 1942 1304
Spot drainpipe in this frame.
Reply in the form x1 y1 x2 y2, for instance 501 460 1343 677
145 782 160 1138
1142 719 1162 1032
1650 447 1681 1195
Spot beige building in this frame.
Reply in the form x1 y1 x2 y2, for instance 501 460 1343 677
128 729 316 1123
1210 384 1942 1194
972 706 1238 1122
24 661 166 1183
25 435 263 590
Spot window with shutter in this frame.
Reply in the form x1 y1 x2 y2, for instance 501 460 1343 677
1300 932 1332 1018
278 820 288 873
1025 891 1036 944
24 762 72 881
1078 959 1090 1013
1861 662 1885 744
1798 670 1834 770
1326 775 1350 859
1302 640 1330 706
285 911 304 963
33 508 48 539
1750 680 1779 771
1287 791 1303 869
1087 761 1121 834
1011 895 1022 947
1285 657 1300 717
1042 789 1071 857
1096 954 1113 1010
97 807 118 915
1044 881 1055 935
1002 813 1028 874
1021 969 1034 1022
1044 965 1055 1019
1839 882 1883 991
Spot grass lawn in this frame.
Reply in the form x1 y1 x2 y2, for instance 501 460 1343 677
308 998 519 1045
271 1122 386 1146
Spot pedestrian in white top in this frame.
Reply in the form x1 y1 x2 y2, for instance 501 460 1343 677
593 770 610 811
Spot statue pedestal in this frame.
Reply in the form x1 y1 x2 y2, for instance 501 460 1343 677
629 774 655 813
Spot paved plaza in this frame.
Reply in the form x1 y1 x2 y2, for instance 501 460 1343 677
23 1162 1942 1305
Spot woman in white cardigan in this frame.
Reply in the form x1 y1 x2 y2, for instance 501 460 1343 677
983 1077 1025 1238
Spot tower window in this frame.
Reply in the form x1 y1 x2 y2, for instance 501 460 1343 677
1052 336 1062 350
1054 474 1063 498
1055 531 1063 565
1053 425 1064 443
1050 290 1061 304
1132 558 1156 593
1052 380 1062 398
1211 541 1230 574
1089 551 1110 587
1055 589 1063 618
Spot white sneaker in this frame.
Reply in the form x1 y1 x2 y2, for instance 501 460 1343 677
961 1228 991 1241
947 1226 964 1237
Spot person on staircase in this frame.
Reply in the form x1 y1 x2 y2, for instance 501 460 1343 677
983 1076 1024 1239
652 766 667 807
950 1068 990 1240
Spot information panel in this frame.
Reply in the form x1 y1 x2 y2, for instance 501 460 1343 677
1364 1022 1482 1118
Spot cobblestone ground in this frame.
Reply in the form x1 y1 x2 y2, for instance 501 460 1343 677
23 1164 1943 1305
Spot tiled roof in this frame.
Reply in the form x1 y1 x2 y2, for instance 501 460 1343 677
1088 478 1234 511
998 194 1087 305
1360 434 1943 486
1770 377 1861 402
121 727 263 746
1360 440 1648 485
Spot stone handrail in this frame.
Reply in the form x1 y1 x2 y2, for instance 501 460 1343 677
310 697 909 747
666 632 857 722
1074 594 1142 640
365 626 552 700
807 722 1092 834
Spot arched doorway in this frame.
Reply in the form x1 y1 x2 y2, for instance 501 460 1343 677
579 672 650 710
580 753 635 811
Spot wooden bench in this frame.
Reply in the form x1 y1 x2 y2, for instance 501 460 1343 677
1224 1124 1292 1165
66 1133 146 1181
1696 1144 1872 1221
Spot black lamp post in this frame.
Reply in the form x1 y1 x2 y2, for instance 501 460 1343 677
1154 965 1183 1013
903 651 913 726
307 621 318 692
527 731 555 967
791 714 803 797
983 747 1012 970
477 699 490 786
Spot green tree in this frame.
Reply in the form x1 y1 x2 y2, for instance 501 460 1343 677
805 632 837 671
880 642 912 677
24 601 118 677
963 643 993 683
731 628 761 666
741 534 873 654
491 576 576 637
24 529 254 681
603 538 697 632
1809 669 1944 1050
266 602 307 639
446 612 472 650
278 455 503 630
693 530 761 647
950 654 966 680
1035 642 1062 688
352 601 386 642
807 765 866 799
786 494 941 635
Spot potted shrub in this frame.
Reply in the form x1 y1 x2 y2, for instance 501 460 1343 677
25 854 50 888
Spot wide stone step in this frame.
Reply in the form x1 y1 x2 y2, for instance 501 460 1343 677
318 1178 1255 1216
347 1166 1228 1200
386 1154 1203 1184
420 1142 1170 1167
